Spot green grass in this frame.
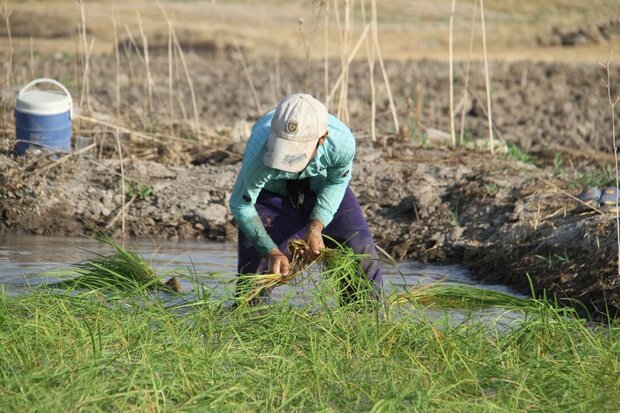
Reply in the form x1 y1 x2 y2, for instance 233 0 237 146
46 234 176 295
1 288 619 412
506 144 537 164
571 164 616 190
4 236 618 411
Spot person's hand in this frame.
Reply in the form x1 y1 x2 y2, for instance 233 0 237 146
266 247 290 275
305 220 325 259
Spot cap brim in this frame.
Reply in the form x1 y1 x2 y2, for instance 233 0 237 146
263 130 315 173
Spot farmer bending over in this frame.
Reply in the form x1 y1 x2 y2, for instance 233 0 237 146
229 93 383 301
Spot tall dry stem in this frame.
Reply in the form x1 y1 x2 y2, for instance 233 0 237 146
361 0 376 141
326 25 370 106
333 0 344 118
479 0 494 153
299 1 325 92
78 0 91 113
111 6 121 119
158 3 175 131
338 0 351 124
172 32 200 132
323 0 330 104
79 38 95 130
136 12 154 114
29 37 34 79
371 0 399 136
234 38 262 116
2 1 12 89
459 0 478 146
114 128 126 236
449 0 456 147
1 1 12 126
599 52 620 275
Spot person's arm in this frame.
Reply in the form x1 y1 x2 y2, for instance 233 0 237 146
229 153 277 256
305 136 355 257
309 144 354 228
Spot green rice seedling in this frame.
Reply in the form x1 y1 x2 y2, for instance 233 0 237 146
47 233 181 294
236 238 375 308
389 283 534 310
2 288 620 412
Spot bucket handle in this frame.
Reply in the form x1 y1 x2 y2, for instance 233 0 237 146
18 78 73 119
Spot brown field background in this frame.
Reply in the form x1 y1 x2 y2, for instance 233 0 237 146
0 0 619 62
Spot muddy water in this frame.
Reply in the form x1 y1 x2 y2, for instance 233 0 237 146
0 234 525 324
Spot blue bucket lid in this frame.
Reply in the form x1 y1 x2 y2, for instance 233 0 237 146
15 79 73 117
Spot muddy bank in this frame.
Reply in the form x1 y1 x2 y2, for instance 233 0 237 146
1 137 618 317
1 54 619 316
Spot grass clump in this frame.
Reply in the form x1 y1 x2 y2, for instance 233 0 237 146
506 144 537 164
48 233 180 294
571 164 616 189
390 283 534 310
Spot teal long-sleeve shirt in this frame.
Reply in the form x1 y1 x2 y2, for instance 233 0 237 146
229 110 356 256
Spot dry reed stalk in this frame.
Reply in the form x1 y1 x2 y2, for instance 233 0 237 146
172 31 200 132
111 6 121 119
598 52 620 275
459 0 478 146
299 1 325 91
74 35 80 101
415 83 425 132
29 37 34 79
114 128 126 236
371 0 400 136
1 1 12 93
323 0 330 104
105 196 136 231
136 12 154 114
157 4 176 132
1 1 13 127
325 24 370 106
448 0 456 147
361 0 377 141
540 178 604 215
234 38 262 115
78 1 91 113
479 0 494 153
338 0 351 124
170 27 188 123
270 53 281 105
79 38 95 135
333 0 344 119
21 142 97 179
78 115 188 144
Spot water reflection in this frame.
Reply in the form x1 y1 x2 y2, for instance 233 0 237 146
0 234 526 327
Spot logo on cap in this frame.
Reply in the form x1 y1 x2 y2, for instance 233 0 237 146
284 152 307 166
286 121 298 134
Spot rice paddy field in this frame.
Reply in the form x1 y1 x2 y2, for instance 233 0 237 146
2 285 620 411
0 237 619 412
2 0 620 411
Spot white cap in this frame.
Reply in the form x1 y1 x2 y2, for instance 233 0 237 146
263 93 328 173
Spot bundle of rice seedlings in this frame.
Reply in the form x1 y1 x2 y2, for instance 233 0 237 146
389 283 533 310
237 238 374 307
49 234 182 293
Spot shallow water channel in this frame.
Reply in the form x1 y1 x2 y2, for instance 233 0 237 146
0 234 525 325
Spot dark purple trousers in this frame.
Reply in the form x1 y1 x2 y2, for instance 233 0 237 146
237 187 383 290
